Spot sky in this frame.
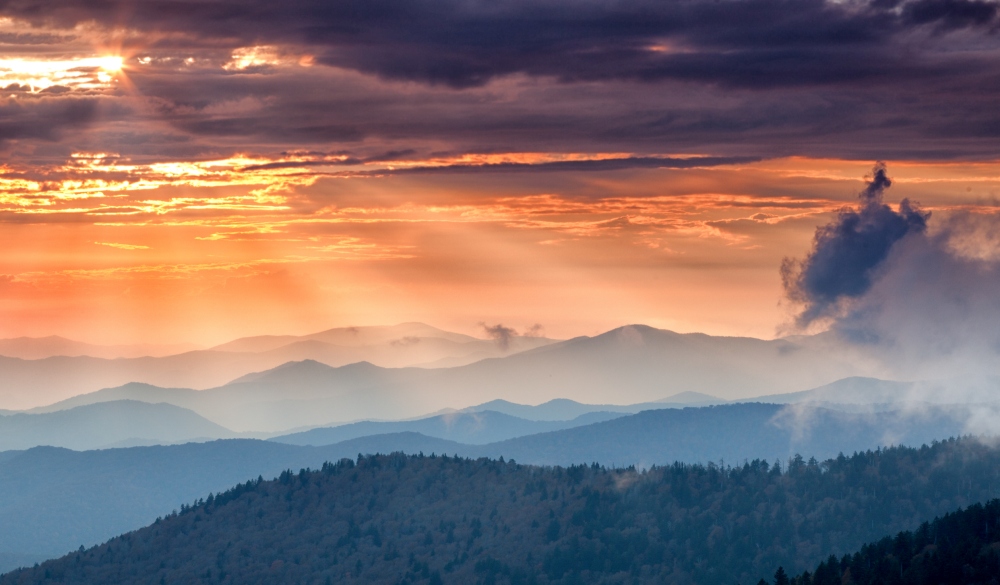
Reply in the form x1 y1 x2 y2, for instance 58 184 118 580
0 0 999 346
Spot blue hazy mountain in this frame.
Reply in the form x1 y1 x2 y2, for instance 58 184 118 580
0 435 464 569
270 409 625 446
0 400 235 451
460 392 722 421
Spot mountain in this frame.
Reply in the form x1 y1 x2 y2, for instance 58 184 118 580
213 322 557 369
427 325 877 407
210 322 478 352
0 400 235 451
745 377 917 405
294 400 982 468
6 439 1000 584
471 403 974 467
789 499 1000 585
22 325 881 431
460 394 723 421
270 409 625 446
0 336 200 360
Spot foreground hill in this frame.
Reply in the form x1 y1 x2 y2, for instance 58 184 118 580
0 400 235 451
789 499 1000 585
6 439 1000 585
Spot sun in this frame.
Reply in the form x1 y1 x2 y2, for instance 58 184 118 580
98 56 124 72
95 55 124 83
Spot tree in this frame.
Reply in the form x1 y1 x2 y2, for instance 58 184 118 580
774 566 789 585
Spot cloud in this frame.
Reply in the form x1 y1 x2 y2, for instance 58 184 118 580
781 163 930 327
0 97 99 142
523 324 545 338
4 0 998 89
833 211 1000 372
94 242 149 250
480 322 518 351
779 162 1000 378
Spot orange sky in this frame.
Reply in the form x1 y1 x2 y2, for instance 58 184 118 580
2 152 997 345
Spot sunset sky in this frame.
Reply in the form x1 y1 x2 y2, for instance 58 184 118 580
1 0 999 346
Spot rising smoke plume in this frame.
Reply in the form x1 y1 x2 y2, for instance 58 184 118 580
480 323 518 351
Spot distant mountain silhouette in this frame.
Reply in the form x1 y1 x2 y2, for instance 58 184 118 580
0 323 557 410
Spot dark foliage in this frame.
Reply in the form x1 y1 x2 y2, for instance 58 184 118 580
788 499 1000 585
5 437 1000 584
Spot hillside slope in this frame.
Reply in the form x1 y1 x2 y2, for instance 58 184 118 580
6 439 1000 584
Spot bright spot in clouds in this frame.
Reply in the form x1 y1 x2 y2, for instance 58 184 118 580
0 55 123 92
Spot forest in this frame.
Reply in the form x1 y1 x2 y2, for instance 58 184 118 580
4 437 1000 584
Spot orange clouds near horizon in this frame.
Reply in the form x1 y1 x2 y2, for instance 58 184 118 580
1 156 997 346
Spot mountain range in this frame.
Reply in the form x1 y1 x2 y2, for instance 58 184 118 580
7 324 888 430
0 323 556 410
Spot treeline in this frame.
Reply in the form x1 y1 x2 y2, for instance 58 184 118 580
5 437 1000 584
781 499 1000 585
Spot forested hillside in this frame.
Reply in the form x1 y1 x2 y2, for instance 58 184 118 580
6 438 1000 585
787 499 1000 585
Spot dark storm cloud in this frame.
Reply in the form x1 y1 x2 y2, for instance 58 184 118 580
382 156 763 175
1 0 998 89
0 97 99 142
1 0 1000 161
782 163 930 326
